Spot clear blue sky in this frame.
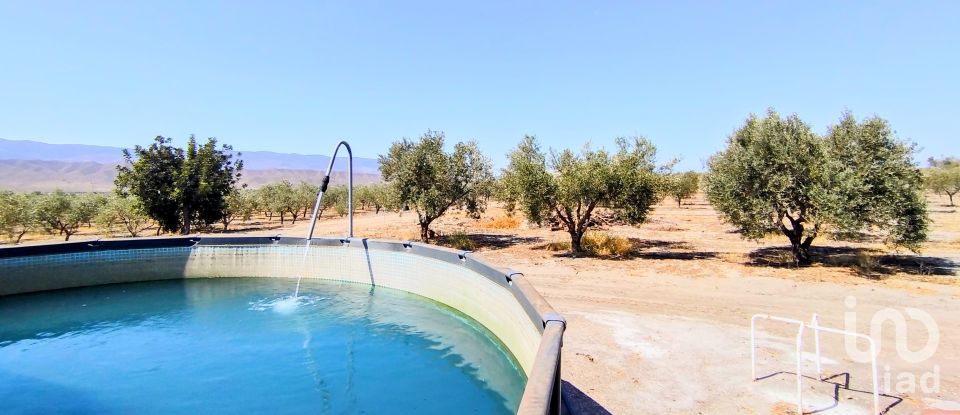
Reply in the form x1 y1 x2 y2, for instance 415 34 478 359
1 1 957 170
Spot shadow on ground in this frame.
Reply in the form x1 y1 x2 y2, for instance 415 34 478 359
562 380 613 415
757 371 903 414
217 223 285 234
748 246 958 277
629 239 720 260
532 238 719 261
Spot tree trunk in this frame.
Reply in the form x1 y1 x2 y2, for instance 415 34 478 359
420 223 430 242
949 193 955 206
569 229 585 256
16 230 26 244
790 241 811 266
676 196 682 207
778 213 817 266
182 207 192 235
784 231 814 266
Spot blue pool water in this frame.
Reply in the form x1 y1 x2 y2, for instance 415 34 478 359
0 278 526 414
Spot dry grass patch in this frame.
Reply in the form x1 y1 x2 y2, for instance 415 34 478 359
539 231 634 258
542 240 571 252
583 232 633 257
479 215 520 229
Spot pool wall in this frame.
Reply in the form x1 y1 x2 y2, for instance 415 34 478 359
0 236 566 415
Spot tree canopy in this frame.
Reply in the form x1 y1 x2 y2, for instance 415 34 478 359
35 190 88 241
379 131 493 242
95 194 152 237
500 135 662 255
665 171 700 207
0 192 38 244
116 135 243 234
925 159 960 206
704 110 928 265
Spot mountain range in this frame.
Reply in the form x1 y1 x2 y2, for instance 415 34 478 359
0 138 381 192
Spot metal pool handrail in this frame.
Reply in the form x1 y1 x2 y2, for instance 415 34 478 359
306 140 353 239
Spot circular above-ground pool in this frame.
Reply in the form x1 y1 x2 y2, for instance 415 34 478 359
0 237 565 414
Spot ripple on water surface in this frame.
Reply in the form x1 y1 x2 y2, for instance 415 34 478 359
0 278 526 414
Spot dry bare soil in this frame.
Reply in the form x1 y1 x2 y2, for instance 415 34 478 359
10 194 960 414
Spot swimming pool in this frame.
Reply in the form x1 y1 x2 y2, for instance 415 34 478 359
0 236 565 414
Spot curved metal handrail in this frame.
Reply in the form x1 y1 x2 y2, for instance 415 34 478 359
306 140 353 239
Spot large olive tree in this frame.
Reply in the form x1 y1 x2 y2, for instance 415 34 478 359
704 110 928 265
379 131 493 242
500 135 662 255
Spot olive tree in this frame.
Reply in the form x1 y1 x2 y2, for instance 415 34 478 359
36 190 85 241
324 185 349 217
75 193 108 228
825 113 928 249
221 189 257 231
295 181 319 219
0 192 37 244
280 181 312 225
256 181 293 224
379 131 493 242
704 110 928 265
96 194 153 237
925 161 960 206
253 184 279 222
500 135 661 255
367 183 398 214
666 171 699 207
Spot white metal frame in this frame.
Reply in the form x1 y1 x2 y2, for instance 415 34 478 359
806 314 881 415
751 314 806 415
751 313 881 415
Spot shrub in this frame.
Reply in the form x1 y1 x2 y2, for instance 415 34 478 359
445 231 477 251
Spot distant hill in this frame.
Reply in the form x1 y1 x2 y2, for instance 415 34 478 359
0 160 119 192
0 160 379 192
0 138 381 192
0 138 380 173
